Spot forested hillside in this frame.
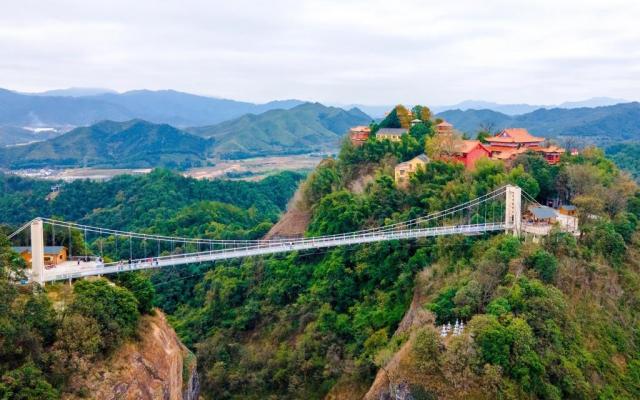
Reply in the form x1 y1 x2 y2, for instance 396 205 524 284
0 120 212 169
189 102 372 159
0 169 303 398
2 113 640 399
606 143 640 180
0 238 153 399
168 118 639 399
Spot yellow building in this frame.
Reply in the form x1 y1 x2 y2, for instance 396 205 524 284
376 128 407 142
395 154 430 187
11 246 68 267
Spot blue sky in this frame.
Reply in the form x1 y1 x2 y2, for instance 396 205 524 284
1 0 639 105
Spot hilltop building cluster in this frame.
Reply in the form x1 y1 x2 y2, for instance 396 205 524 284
349 119 566 188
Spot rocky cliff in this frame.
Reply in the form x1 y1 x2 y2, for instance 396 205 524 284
63 311 199 400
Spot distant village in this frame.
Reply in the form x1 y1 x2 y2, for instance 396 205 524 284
349 117 568 188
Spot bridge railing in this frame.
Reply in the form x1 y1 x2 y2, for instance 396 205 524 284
98 222 508 268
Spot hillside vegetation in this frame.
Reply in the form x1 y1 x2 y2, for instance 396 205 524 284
189 102 372 159
2 108 640 399
0 120 211 169
0 240 153 399
0 103 371 166
166 117 640 399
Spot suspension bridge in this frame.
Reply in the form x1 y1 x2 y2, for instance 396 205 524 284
8 185 544 284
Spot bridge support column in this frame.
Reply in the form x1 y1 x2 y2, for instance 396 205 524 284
30 218 45 286
505 185 522 236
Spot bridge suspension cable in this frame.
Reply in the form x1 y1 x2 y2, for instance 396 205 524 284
15 185 508 249
7 184 531 283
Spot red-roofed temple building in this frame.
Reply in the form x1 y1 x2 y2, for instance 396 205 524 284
349 126 371 146
435 120 454 136
450 140 491 170
485 128 564 165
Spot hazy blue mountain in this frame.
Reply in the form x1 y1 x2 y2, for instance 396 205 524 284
436 109 513 133
0 126 59 147
336 104 393 118
33 87 118 97
0 88 133 127
432 97 632 115
432 100 543 115
91 90 305 126
557 97 629 109
437 102 640 145
0 120 211 169
190 102 372 158
0 88 305 128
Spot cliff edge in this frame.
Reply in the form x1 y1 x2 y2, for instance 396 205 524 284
63 310 199 400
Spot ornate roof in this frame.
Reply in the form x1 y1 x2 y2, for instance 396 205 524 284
486 128 544 144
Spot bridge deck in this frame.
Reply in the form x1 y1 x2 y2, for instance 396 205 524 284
41 222 507 282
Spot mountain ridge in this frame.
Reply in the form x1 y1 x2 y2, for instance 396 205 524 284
0 88 305 128
437 102 640 144
0 119 211 169
189 102 372 159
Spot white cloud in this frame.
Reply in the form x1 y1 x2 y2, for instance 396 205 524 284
0 0 639 105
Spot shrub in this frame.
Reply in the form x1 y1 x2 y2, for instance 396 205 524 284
70 279 140 353
525 249 559 283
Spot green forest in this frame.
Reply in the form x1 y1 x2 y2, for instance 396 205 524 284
0 170 302 398
2 112 640 399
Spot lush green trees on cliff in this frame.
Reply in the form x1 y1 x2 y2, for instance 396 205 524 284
0 234 147 399
2 131 640 399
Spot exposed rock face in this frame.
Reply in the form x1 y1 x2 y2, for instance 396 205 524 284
264 186 310 240
64 311 199 400
363 268 434 400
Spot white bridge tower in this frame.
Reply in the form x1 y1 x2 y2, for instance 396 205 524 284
30 218 45 285
504 185 522 236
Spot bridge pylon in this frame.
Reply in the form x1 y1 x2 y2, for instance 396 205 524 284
30 218 45 285
505 185 522 236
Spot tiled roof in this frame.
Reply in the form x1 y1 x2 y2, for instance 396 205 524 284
489 146 528 160
350 126 371 133
377 128 407 135
437 121 453 127
486 128 544 144
454 140 488 154
414 154 430 162
529 206 558 219
534 145 565 154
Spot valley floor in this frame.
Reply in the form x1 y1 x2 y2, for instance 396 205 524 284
5 153 324 182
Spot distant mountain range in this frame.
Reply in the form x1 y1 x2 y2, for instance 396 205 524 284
0 103 372 168
189 102 371 159
29 87 118 97
348 97 631 118
437 102 640 145
431 97 630 116
0 88 304 128
0 120 211 169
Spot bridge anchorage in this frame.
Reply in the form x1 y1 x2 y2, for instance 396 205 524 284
7 185 575 285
